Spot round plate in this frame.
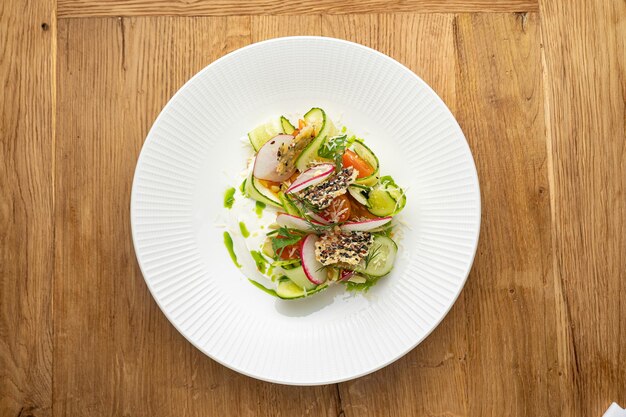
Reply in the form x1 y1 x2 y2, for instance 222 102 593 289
131 36 480 385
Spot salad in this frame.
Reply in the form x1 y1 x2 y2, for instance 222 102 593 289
231 108 406 299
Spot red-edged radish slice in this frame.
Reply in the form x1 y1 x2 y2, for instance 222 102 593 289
253 134 294 182
286 163 335 194
300 234 327 285
305 211 331 225
340 217 392 232
339 269 354 281
276 213 324 231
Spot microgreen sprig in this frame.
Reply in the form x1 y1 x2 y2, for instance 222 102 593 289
266 226 304 257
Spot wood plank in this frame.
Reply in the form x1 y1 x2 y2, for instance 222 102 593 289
323 13 560 416
453 13 561 417
57 0 538 18
0 1 55 416
250 14 322 41
321 14 471 417
539 0 626 415
54 17 338 416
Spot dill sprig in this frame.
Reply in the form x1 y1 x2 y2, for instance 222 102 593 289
287 193 336 232
289 192 321 214
302 214 335 233
363 244 382 269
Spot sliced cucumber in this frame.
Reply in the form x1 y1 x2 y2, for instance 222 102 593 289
280 116 295 135
388 186 406 213
304 107 325 135
347 275 367 284
295 108 337 171
352 142 380 186
244 169 282 208
348 185 370 207
380 176 406 213
278 191 302 216
279 260 301 270
327 267 340 281
276 277 328 299
282 265 317 291
354 235 397 277
262 238 275 258
367 188 397 216
248 118 283 151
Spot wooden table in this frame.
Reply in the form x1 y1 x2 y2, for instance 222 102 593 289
2 0 624 416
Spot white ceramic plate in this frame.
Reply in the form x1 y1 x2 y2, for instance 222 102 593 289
131 36 480 385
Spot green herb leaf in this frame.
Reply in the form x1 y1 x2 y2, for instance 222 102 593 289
318 134 348 172
374 223 394 238
267 227 304 257
344 274 381 292
379 175 398 188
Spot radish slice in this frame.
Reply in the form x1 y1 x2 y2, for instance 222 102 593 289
339 269 354 281
340 217 392 232
305 211 331 225
300 234 327 285
253 134 294 182
276 213 324 231
286 163 335 194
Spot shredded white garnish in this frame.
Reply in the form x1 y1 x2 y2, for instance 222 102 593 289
347 275 366 284
397 217 413 231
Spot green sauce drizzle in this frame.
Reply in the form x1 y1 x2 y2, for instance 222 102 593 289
239 179 247 194
255 201 266 218
248 279 278 298
250 250 268 274
223 231 241 268
239 221 250 238
223 187 236 209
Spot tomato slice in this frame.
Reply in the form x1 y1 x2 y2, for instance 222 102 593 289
342 149 374 178
347 194 378 220
275 235 301 260
319 195 352 223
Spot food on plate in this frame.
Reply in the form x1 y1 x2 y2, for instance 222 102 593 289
231 108 406 299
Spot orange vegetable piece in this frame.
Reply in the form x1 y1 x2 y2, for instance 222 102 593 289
342 150 374 178
319 195 351 223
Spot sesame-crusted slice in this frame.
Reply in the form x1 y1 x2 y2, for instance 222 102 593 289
298 167 357 210
314 229 374 266
276 125 315 175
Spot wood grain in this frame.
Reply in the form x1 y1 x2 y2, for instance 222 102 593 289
0 1 55 416
251 14 322 41
54 17 338 416
1 0 624 415
322 14 470 417
317 13 561 416
453 13 562 416
57 0 539 18
539 0 626 415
